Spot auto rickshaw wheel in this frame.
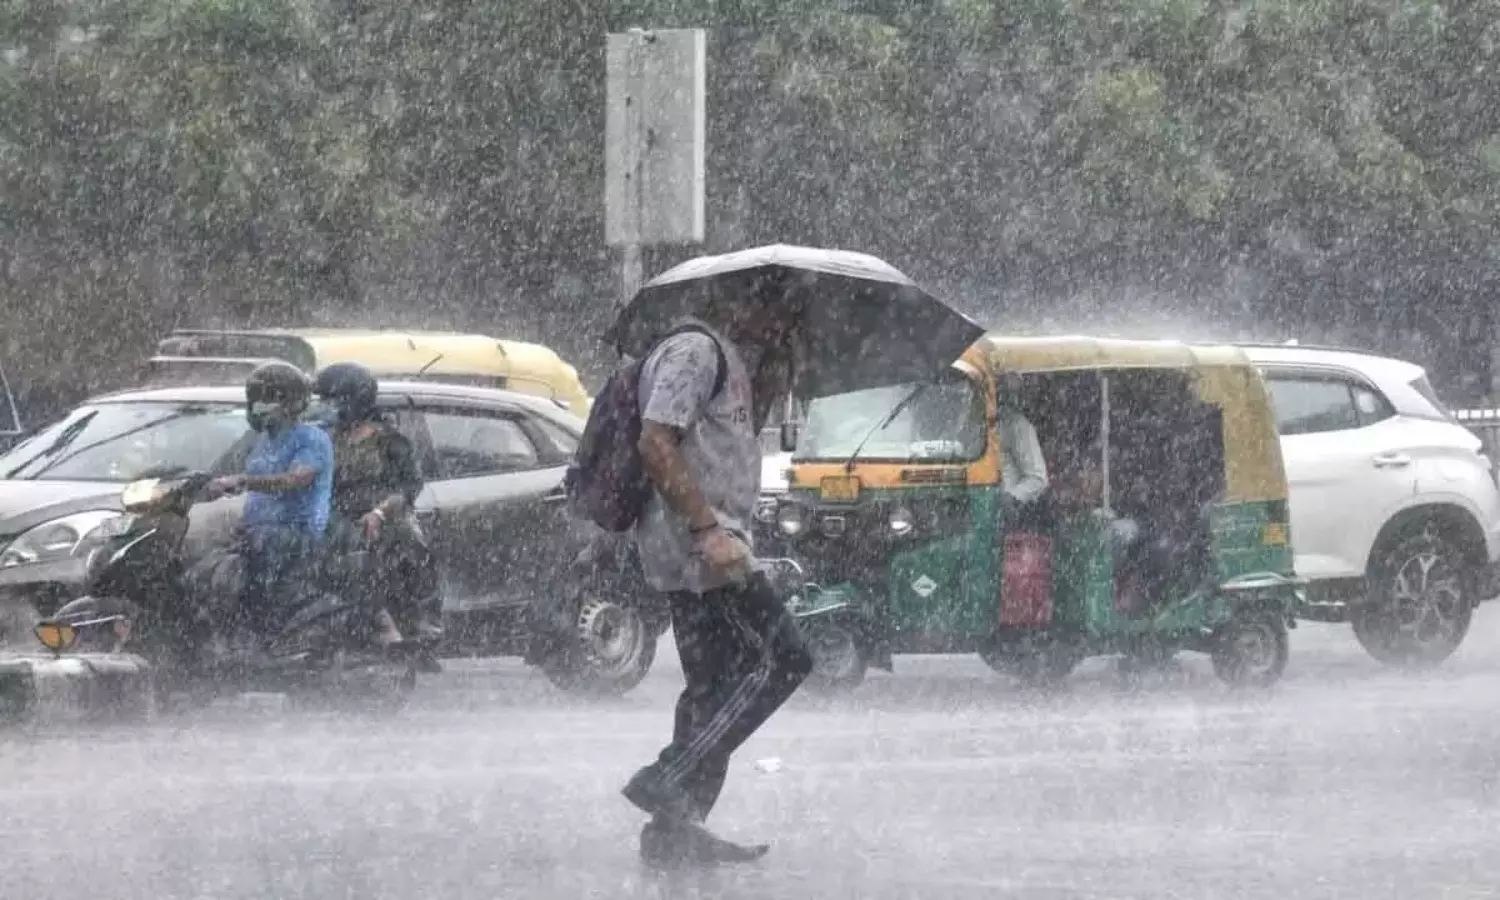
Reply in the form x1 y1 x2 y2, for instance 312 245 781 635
979 643 1078 688
1210 612 1289 688
802 620 868 694
1352 530 1474 669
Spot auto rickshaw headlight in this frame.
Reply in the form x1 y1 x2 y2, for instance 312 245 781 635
776 503 805 537
889 507 914 536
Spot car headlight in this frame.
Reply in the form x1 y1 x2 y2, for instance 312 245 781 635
776 503 805 537
889 507 914 536
0 510 123 569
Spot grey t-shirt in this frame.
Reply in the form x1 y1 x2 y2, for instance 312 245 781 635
633 321 762 594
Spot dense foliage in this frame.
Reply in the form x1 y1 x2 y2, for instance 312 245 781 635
3 0 1497 413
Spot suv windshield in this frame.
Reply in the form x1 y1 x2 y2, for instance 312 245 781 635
0 401 251 482
795 373 986 463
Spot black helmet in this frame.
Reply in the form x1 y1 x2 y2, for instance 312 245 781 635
245 361 312 422
314 362 379 425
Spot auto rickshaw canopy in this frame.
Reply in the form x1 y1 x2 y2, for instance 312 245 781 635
961 333 1287 504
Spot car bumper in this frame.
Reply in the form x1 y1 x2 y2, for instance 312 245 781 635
0 558 90 621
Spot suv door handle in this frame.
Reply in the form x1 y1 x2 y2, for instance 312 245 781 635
1372 452 1411 468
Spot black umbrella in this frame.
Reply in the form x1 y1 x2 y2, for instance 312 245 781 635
605 244 985 398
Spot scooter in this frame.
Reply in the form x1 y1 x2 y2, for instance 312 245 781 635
32 469 424 713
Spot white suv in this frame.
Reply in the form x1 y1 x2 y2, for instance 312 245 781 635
1241 344 1500 666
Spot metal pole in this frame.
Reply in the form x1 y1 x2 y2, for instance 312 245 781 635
618 30 646 310
1100 374 1112 517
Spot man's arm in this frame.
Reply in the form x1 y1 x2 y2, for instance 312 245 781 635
239 428 330 494
241 469 317 493
636 333 721 533
373 430 423 519
1005 414 1049 505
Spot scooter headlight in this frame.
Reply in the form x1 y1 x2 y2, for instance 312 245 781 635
776 503 806 537
889 507 914 536
121 478 167 512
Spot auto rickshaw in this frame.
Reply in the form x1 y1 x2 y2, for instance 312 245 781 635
144 328 593 413
770 334 1303 692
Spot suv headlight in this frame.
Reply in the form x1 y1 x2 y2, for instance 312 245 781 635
0 510 122 569
889 506 914 536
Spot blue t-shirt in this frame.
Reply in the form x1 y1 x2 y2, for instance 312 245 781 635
241 423 335 536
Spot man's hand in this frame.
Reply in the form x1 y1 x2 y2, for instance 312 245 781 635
206 474 247 499
996 490 1020 523
694 527 750 579
361 509 385 543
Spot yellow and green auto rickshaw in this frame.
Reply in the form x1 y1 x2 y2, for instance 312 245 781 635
767 334 1303 692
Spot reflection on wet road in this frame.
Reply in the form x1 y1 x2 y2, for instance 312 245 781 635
4 620 1500 900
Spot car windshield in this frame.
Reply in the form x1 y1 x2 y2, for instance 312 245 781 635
794 373 986 463
0 401 251 482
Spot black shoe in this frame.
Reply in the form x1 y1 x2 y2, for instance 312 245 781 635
622 765 698 822
639 818 769 870
416 648 443 674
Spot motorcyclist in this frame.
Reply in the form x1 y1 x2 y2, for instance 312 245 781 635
207 362 338 642
312 363 442 651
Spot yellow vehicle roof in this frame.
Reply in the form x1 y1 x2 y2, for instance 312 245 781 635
974 334 1255 373
153 328 592 412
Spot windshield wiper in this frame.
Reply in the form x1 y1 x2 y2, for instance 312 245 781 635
25 408 210 479
843 383 930 472
4 411 98 478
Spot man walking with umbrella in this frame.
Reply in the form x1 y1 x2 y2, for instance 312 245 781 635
589 245 984 869
620 298 814 868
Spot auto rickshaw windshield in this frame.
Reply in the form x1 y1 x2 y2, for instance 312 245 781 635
794 370 986 463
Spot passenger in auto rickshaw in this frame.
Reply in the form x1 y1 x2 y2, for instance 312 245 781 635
994 371 1049 527
1015 368 1223 619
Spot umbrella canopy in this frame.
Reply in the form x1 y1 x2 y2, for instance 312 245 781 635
605 244 984 398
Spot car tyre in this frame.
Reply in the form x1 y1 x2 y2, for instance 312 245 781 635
540 596 657 697
1353 528 1475 668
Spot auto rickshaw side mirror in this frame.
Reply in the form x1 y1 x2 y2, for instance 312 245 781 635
779 421 800 453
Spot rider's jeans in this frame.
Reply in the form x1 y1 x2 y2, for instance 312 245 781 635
239 526 323 638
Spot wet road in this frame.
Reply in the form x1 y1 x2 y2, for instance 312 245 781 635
4 618 1500 900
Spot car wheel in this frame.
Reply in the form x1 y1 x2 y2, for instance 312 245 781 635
1210 612 1289 688
541 596 657 696
802 620 868 694
1353 529 1475 668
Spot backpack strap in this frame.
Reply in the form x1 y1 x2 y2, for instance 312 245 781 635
658 323 728 401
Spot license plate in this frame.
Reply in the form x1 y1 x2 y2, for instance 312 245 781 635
819 476 861 502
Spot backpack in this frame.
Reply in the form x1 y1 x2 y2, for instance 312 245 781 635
564 325 728 532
